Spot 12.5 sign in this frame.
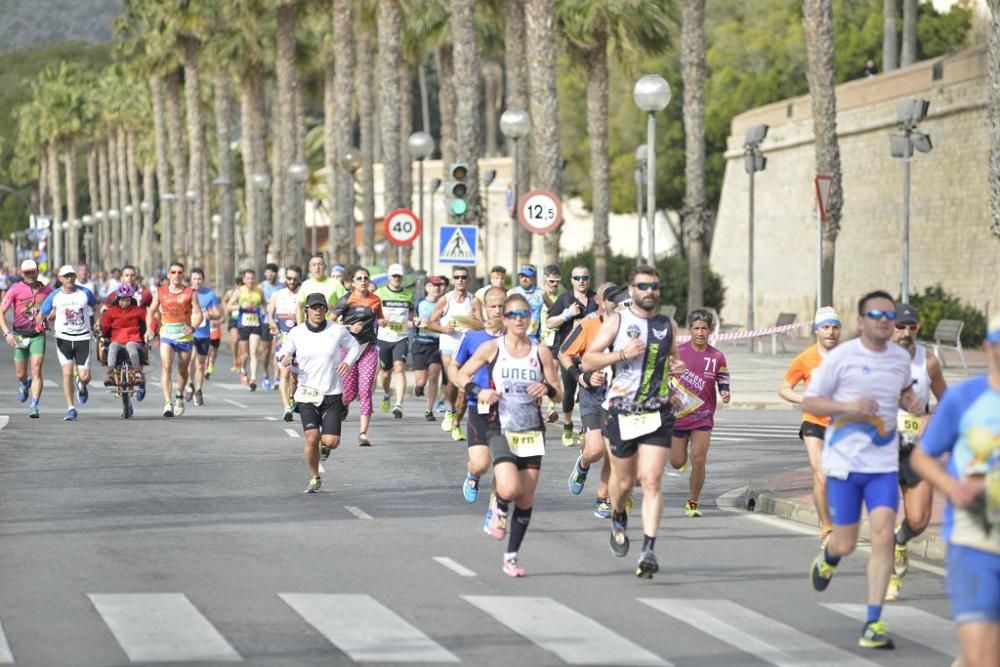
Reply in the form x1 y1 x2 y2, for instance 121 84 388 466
517 188 563 235
384 208 421 246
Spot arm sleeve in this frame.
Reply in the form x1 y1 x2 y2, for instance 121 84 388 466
919 385 968 457
1 289 13 311
99 310 111 336
39 290 56 316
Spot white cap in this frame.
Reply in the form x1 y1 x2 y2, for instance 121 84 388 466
387 263 405 277
20 259 37 272
814 306 841 329
58 264 76 277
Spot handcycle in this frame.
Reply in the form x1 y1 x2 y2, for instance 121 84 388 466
98 338 149 419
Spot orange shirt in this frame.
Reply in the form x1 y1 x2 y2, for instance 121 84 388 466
784 343 830 427
560 314 603 359
159 286 195 324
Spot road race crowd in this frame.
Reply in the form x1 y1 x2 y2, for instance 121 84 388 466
0 255 997 666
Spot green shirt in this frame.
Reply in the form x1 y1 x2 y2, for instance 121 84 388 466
375 284 415 342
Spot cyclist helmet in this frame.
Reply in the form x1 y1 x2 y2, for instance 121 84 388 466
116 284 136 300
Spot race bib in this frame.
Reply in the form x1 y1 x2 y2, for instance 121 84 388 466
161 322 192 342
293 384 324 406
542 328 556 347
505 430 545 457
618 411 662 441
241 312 260 328
478 398 492 415
386 321 406 333
897 413 921 436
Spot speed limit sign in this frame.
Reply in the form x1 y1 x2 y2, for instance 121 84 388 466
517 188 562 234
384 208 421 246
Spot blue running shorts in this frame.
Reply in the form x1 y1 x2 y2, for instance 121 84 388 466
827 471 899 526
946 543 1000 624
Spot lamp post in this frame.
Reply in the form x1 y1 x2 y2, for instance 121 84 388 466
94 210 106 263
633 75 671 267
890 99 932 303
288 161 309 267
81 214 93 264
408 131 435 269
184 189 199 265
744 123 769 349
212 176 233 289
139 201 154 276
499 108 530 276
634 145 647 265
339 149 362 264
124 204 136 266
428 177 442 274
159 193 177 265
251 173 270 268
108 208 121 267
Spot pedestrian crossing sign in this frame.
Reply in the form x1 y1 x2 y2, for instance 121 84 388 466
438 225 478 265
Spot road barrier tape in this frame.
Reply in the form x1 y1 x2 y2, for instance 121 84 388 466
676 320 813 344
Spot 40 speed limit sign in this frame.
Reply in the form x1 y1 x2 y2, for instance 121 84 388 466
517 188 563 234
384 208 421 246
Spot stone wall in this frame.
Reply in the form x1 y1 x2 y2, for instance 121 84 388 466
711 46 999 333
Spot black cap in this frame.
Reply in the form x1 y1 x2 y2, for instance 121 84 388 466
896 303 919 324
305 292 328 309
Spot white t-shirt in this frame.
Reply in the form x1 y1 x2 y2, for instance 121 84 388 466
277 321 360 396
805 338 912 475
40 286 97 341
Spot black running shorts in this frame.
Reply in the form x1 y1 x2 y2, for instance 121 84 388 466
466 408 498 448
298 394 344 436
411 340 442 370
378 339 409 370
898 442 922 488
237 326 259 342
259 323 274 342
605 408 674 459
56 338 92 368
799 421 827 441
488 428 544 470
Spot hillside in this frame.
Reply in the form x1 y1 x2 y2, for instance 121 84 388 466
0 0 122 54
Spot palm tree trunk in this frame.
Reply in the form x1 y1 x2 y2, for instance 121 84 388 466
989 0 1000 238
525 0 561 266
900 0 917 67
276 2 297 265
293 79 307 266
270 85 285 264
214 69 235 289
142 165 155 275
184 36 205 268
400 63 414 268
116 125 130 267
505 0 531 268
379 0 404 241
451 0 482 230
437 44 456 170
586 33 610 286
86 145 99 264
47 141 63 268
803 0 843 308
64 136 79 265
682 0 707 309
98 139 110 261
483 61 502 157
883 0 898 72
358 27 376 265
240 71 267 270
332 0 355 264
127 130 142 268
108 133 120 266
418 59 431 133
39 147 49 218
166 68 188 261
150 74 173 269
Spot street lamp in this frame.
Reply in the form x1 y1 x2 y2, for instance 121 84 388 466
890 98 932 303
633 75 671 267
139 201 154 276
744 123 769 348
500 108 530 275
428 177 442 272
408 131 435 269
108 208 121 266
634 145 647 265
184 189 198 265
289 161 309 266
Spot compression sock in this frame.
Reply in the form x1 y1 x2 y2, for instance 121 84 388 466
495 494 512 514
823 546 842 567
895 521 921 546
866 605 882 623
507 506 533 553
642 534 656 551
612 510 628 527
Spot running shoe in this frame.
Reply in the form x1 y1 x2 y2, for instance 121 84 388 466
434 398 446 414
545 405 559 423
610 519 630 557
678 461 690 473
205 362 214 379
636 550 659 579
561 424 575 447
320 444 332 461
63 407 77 422
593 498 612 519
27 402 39 418
358 432 371 447
249 379 257 392
135 385 145 402
193 390 204 406
392 403 403 419
684 500 703 518
173 394 185 417
885 574 901 602
893 542 909 578
17 380 30 403
414 385 424 397
858 620 894 650
183 383 194 403
77 380 88 404
240 371 249 385
424 410 436 422
809 553 837 591
502 553 526 578
568 455 589 495
262 375 271 391
451 425 466 441
283 408 295 422
463 472 480 504
305 475 322 493
487 507 508 540
380 395 391 413
163 401 174 417
441 410 455 432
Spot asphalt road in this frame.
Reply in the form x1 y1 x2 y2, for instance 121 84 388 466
0 338 958 667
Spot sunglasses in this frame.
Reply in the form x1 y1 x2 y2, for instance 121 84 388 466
546 278 561 284
633 281 660 291
307 304 328 310
353 276 370 282
453 275 468 280
170 270 184 275
894 322 918 331
865 309 896 321
504 309 532 320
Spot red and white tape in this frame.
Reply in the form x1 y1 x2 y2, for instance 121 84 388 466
676 320 813 344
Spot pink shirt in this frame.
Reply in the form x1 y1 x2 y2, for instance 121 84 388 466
674 342 730 430
2 281 52 334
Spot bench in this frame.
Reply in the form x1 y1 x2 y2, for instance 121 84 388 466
931 319 967 369
770 312 798 355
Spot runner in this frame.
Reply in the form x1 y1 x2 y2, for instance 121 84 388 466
146 262 203 417
886 302 947 601
546 264 597 445
101 265 152 313
455 292 562 577
186 268 221 406
76 263 97 295
277 292 361 493
474 266 507 318
268 265 303 422
0 260 52 418
804 290 924 650
507 265 549 343
258 262 283 391
227 269 264 390
669 308 731 518
39 265 98 421
298 254 345 323
429 267 482 441
910 313 999 667
779 306 843 542
99 283 148 406
582 265 683 579
375 263 417 419
222 277 241 373
331 266 383 446
412 276 445 421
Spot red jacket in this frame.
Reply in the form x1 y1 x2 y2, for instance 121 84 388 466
101 304 148 344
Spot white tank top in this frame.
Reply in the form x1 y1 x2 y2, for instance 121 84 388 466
273 288 301 332
490 335 544 432
440 291 474 347
902 345 931 411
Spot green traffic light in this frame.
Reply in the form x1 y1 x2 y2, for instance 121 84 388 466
450 199 468 216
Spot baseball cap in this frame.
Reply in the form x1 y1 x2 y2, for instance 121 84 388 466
896 303 919 325
387 263 404 277
20 259 37 272
517 265 536 277
814 307 841 329
987 314 1000 344
427 275 446 286
305 292 328 309
58 264 76 277
331 264 345 273
611 287 633 305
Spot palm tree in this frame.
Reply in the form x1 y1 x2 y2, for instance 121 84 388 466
884 0 898 72
437 43 456 169
803 0 843 307
505 0 531 267
450 0 482 231
900 0 917 67
681 0 707 308
379 0 404 240
213 67 236 287
331 0 355 264
165 68 188 262
990 0 1000 238
357 11 377 265
98 138 111 260
273 0 301 265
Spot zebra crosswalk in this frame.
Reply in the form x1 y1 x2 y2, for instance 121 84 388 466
0 594 956 665
708 422 802 442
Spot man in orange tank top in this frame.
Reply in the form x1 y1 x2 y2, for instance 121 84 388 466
146 262 203 418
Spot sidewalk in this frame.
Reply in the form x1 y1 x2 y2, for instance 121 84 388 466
738 466 948 562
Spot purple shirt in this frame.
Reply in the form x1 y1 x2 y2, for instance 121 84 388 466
2 281 52 334
674 342 730 430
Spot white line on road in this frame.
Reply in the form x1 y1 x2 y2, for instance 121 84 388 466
642 598 878 667
432 557 477 578
463 596 669 666
265 416 278 421
89 593 241 663
283 428 299 438
279 593 459 663
344 506 373 520
222 398 249 409
0 617 14 663
44 379 58 388
0 416 8 431
822 603 957 656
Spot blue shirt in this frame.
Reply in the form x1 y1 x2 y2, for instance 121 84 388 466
415 299 438 344
455 330 501 406
260 280 283 323
920 374 1000 554
194 287 220 339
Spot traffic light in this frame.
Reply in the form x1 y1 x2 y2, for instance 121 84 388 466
445 162 471 219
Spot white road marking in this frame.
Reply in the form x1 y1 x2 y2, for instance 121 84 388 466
0 617 13 663
0 416 8 431
44 379 58 388
432 557 477 577
822 603 957 656
344 506 373 520
265 416 278 421
222 398 248 409
88 593 241 663
318 463 325 474
708 436 751 442
279 593 459 663
463 596 668 666
642 598 878 667
283 428 299 438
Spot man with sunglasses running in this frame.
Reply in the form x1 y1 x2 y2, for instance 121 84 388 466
583 266 683 579
547 265 597 446
147 262 204 417
805 290 924 650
